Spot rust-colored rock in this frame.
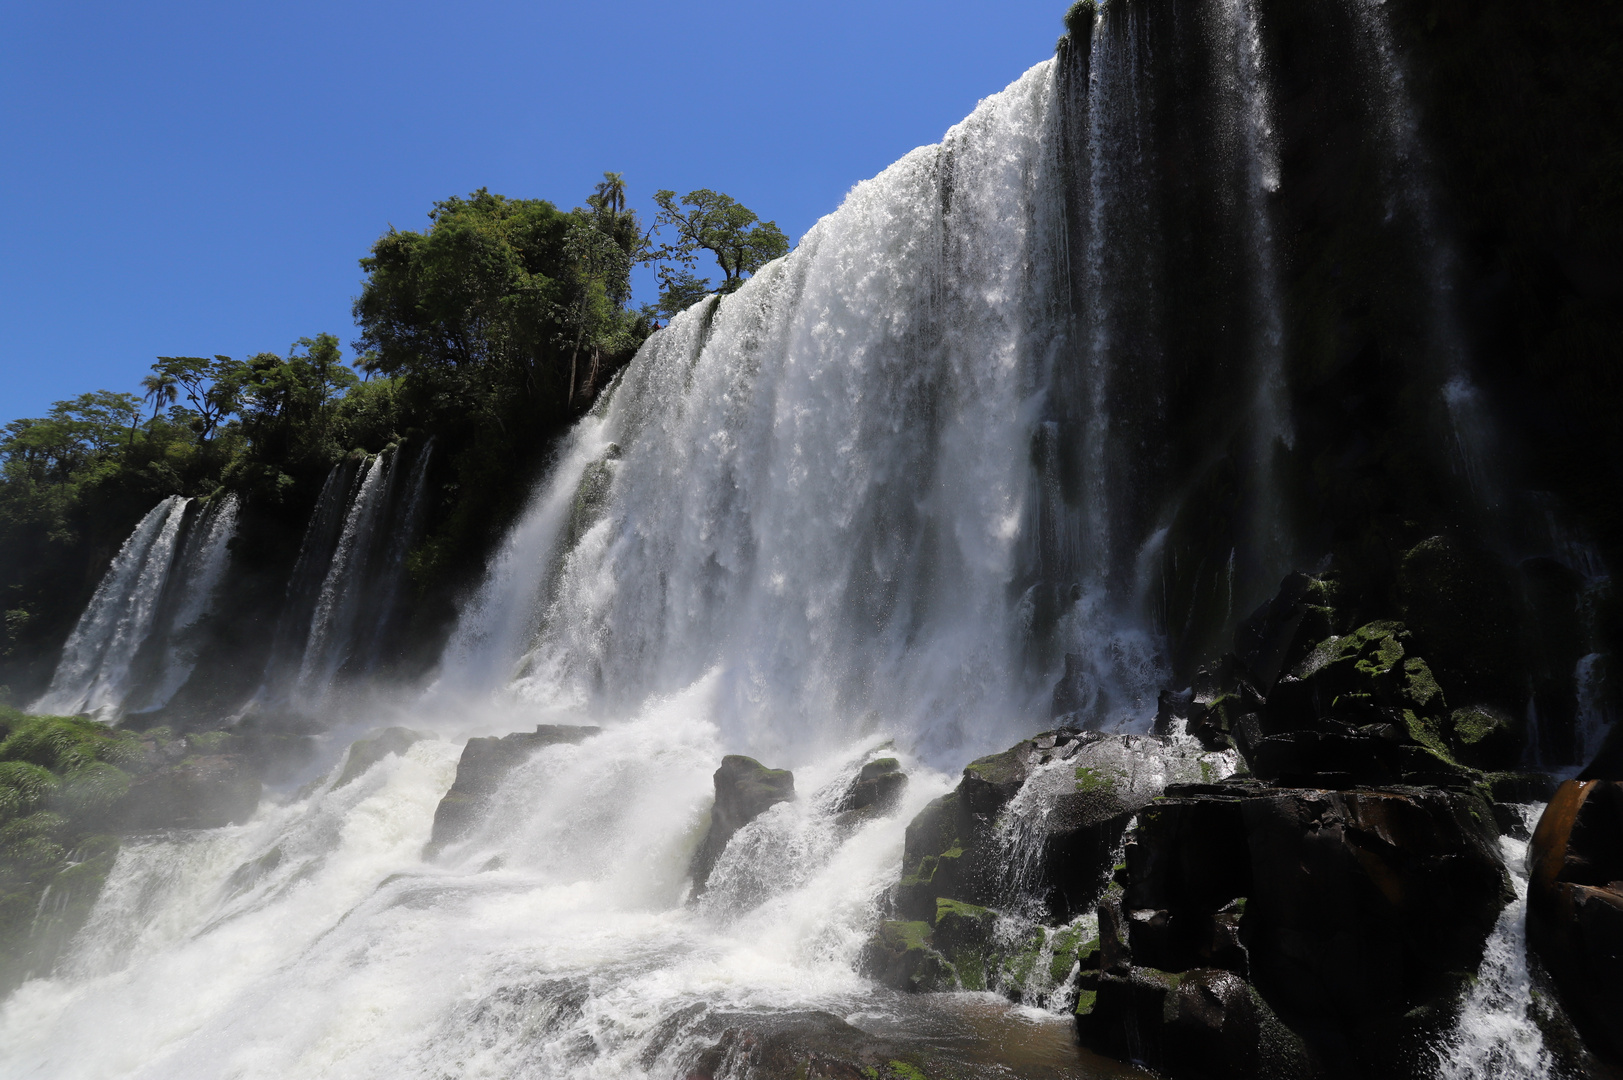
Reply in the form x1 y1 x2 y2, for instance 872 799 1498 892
1527 779 1623 1067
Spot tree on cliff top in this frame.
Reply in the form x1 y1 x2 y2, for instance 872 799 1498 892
646 189 789 316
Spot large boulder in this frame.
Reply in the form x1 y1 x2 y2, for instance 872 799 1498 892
681 1004 1100 1080
1078 965 1315 1080
688 755 795 894
334 726 427 787
428 724 601 850
1191 613 1507 786
834 757 907 815
1077 781 1511 1079
1527 779 1623 1067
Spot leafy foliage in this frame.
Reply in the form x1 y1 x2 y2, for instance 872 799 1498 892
647 189 789 316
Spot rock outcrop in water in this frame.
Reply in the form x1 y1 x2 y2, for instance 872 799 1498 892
865 564 1590 1078
868 729 1234 996
689 755 796 895
334 726 427 787
835 757 907 816
428 724 602 851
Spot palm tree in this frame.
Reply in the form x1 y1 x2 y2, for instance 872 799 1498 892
138 372 178 442
595 172 626 216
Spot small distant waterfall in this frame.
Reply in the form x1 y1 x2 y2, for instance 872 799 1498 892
358 439 434 674
140 495 240 712
246 443 436 708
295 456 389 702
31 497 190 719
258 460 361 700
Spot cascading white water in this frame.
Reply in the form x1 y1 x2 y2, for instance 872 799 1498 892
360 440 434 673
5 62 1128 1080
0 681 966 1080
1346 0 1504 513
141 494 240 711
296 455 390 703
437 50 1169 763
5 9 1565 1076
1434 803 1554 1079
1210 0 1293 571
31 496 190 719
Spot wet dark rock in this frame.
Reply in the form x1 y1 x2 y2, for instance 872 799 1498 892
428 724 601 851
1398 536 1524 714
683 1003 1124 1080
1078 965 1317 1080
1232 570 1344 696
1050 652 1097 720
1202 604 1493 787
689 755 795 894
959 743 1031 816
1527 779 1623 1067
1077 781 1510 1079
222 845 284 899
864 897 1076 1000
335 726 427 787
115 753 261 830
1446 705 1524 772
1153 686 1195 737
835 757 907 815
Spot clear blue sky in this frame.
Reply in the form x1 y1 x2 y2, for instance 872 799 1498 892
0 1 1069 427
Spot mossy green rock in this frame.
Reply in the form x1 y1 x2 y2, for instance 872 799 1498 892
689 754 795 894
865 920 953 993
1449 705 1525 771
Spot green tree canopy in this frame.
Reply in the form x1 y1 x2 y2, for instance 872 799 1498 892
647 189 790 315
1 393 143 486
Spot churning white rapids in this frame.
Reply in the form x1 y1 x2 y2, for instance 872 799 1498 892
3 61 1141 1079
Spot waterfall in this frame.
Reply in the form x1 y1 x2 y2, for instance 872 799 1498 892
4 8 1570 1076
1434 803 1554 1079
295 455 390 703
1210 0 1292 573
139 495 241 712
358 439 434 674
31 496 190 719
440 62 1072 756
256 460 361 701
1346 0 1504 515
